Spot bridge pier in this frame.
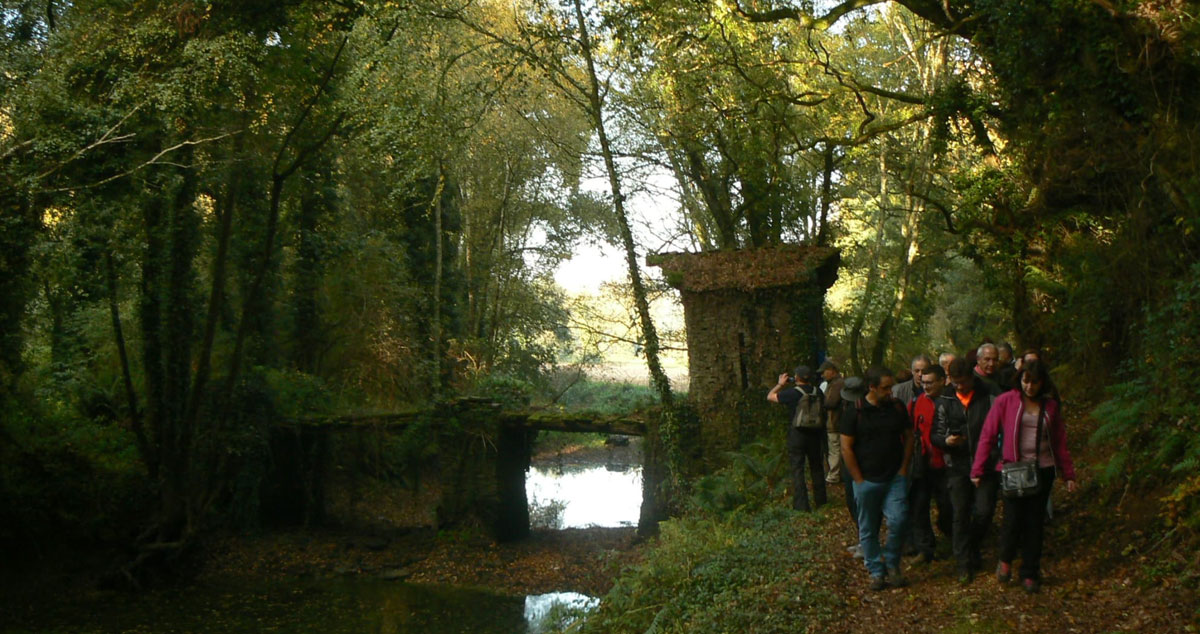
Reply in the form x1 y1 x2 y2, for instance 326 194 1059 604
494 426 534 541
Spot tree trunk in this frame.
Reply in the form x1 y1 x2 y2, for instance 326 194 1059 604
430 164 447 396
292 161 331 373
571 0 673 407
817 143 835 247
139 176 168 480
106 251 152 475
183 130 244 463
165 150 199 523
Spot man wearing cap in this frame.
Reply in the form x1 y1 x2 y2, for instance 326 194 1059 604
818 360 846 484
768 365 827 512
841 366 914 591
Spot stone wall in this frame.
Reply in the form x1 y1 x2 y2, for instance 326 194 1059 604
681 284 828 465
648 246 838 467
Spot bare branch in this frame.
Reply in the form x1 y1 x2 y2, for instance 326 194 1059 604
40 130 242 193
274 34 350 180
733 0 888 30
0 139 34 162
35 102 145 181
904 184 959 233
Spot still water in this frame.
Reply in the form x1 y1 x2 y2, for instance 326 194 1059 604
4 579 597 633
526 463 644 529
5 462 640 633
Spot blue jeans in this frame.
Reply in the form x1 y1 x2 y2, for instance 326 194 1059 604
853 474 909 578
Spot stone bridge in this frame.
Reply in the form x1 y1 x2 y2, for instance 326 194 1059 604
269 399 663 541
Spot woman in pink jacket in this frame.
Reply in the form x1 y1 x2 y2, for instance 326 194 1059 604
971 360 1076 593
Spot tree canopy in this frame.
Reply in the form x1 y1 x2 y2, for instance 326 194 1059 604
2 0 1198 567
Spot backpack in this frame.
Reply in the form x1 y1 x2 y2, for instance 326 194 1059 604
791 385 824 429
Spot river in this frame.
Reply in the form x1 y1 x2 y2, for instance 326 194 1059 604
3 443 643 633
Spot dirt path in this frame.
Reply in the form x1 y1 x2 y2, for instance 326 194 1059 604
810 421 1198 632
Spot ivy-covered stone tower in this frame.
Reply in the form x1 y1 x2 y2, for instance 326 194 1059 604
649 245 840 465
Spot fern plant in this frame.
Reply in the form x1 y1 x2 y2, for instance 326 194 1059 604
1091 262 1200 530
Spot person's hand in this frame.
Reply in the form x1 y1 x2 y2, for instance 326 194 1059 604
777 373 789 387
1066 480 1077 493
970 477 980 488
946 434 964 447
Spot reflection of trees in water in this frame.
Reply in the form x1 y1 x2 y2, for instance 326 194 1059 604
529 496 567 529
526 465 644 529
525 592 599 633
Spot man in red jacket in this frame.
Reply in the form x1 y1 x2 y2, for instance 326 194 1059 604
907 364 952 562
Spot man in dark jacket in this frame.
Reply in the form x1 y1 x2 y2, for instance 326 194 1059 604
841 367 913 591
973 343 1004 397
994 342 1018 391
932 358 998 583
769 365 827 512
891 354 932 406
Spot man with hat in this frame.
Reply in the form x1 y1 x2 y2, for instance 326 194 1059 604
768 365 827 512
818 360 846 484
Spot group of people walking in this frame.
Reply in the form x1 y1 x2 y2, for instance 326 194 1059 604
768 343 1077 593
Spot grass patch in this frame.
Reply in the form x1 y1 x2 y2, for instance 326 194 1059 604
548 378 659 416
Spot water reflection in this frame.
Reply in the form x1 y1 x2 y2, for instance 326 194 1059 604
524 591 600 633
8 578 597 634
526 464 643 529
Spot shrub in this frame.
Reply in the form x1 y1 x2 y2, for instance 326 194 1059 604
0 390 153 562
1091 261 1200 532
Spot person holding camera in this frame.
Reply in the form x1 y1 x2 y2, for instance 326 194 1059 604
768 365 827 512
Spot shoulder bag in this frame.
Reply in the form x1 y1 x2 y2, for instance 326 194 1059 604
1000 403 1044 498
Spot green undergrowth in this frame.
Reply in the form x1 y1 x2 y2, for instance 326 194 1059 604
548 378 661 415
567 505 842 633
1091 262 1200 538
563 437 841 633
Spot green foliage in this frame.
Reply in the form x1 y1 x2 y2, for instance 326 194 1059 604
467 373 535 409
689 441 787 515
1091 261 1200 530
261 368 335 420
0 390 152 555
550 378 659 415
533 431 607 455
567 506 840 633
0 0 609 555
